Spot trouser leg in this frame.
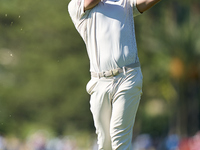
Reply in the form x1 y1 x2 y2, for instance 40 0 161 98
110 68 142 150
110 93 141 150
89 79 113 150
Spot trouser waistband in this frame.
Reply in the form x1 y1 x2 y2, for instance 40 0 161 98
91 62 140 78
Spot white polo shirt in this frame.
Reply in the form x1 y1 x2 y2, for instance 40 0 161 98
68 0 141 72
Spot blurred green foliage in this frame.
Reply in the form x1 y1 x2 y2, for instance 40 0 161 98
0 0 199 139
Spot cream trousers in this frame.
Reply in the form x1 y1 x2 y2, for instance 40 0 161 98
86 67 143 150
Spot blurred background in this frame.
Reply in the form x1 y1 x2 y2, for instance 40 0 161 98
0 0 200 149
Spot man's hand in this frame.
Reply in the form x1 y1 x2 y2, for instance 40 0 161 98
84 0 101 11
136 0 161 13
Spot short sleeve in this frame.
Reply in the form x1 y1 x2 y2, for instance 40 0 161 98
68 0 86 26
129 0 142 17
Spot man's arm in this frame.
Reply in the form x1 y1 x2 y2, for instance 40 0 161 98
136 0 160 13
84 0 101 11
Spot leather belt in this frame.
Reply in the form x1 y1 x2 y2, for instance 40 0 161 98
91 62 140 78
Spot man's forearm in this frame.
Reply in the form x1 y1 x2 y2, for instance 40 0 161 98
84 0 101 11
136 0 161 13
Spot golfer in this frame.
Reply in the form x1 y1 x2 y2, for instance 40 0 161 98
68 0 160 149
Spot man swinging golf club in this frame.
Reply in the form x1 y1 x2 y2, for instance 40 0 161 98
68 0 160 149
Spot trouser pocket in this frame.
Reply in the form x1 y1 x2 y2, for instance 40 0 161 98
86 78 98 95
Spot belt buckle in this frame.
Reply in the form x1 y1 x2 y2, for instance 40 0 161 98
104 70 112 77
103 69 119 77
112 68 119 76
